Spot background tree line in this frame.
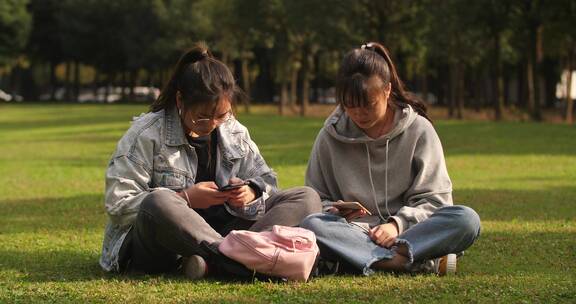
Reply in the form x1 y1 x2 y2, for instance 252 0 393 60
1 0 575 123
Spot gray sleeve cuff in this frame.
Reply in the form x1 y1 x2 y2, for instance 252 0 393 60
321 199 337 213
388 215 408 234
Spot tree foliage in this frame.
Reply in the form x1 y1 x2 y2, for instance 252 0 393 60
0 0 574 121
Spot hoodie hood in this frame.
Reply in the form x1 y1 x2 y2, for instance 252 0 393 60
324 104 418 144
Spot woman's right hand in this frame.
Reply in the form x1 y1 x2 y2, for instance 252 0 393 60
328 204 369 222
340 208 369 221
181 182 230 209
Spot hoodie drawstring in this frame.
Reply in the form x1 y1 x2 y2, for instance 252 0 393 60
365 139 392 222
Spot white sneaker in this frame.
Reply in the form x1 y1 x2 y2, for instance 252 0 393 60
183 255 208 280
434 253 457 276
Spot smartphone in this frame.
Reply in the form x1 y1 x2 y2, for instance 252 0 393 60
218 181 250 191
332 201 372 215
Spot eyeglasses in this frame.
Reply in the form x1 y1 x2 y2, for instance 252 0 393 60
190 110 233 128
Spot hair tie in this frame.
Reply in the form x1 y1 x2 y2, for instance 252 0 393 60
361 43 374 50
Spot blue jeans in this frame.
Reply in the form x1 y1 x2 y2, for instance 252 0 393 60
300 205 481 275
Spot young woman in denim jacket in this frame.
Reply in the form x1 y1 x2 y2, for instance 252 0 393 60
99 44 321 278
301 42 481 276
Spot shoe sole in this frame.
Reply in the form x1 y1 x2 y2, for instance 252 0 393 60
438 253 457 276
184 255 207 280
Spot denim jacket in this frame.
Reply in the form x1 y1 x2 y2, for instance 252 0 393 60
99 107 278 272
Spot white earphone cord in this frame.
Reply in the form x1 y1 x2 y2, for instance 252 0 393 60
365 140 392 222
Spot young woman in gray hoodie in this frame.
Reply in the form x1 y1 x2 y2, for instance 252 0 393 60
301 42 481 276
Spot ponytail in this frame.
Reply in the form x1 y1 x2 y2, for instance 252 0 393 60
150 42 236 113
366 42 431 122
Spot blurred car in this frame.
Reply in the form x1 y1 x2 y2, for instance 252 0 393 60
318 87 336 104
413 92 438 105
78 92 121 103
0 89 23 102
132 86 160 102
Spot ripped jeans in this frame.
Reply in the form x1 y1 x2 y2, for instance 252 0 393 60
300 205 481 275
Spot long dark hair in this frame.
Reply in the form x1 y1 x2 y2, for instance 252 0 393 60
150 42 239 113
336 42 431 122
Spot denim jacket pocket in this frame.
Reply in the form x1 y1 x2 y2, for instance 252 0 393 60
152 168 187 190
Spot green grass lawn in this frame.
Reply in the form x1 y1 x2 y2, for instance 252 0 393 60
0 104 575 303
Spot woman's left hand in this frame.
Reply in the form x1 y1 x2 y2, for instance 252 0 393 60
369 222 399 248
225 185 256 207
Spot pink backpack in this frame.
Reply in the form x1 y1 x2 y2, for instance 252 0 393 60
218 225 319 282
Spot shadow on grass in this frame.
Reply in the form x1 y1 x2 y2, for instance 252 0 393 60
2 186 574 235
0 104 143 132
0 194 106 233
0 228 572 284
435 122 576 156
0 248 106 282
3 106 576 158
0 187 573 287
455 186 576 221
0 157 110 169
0 114 131 132
247 117 576 157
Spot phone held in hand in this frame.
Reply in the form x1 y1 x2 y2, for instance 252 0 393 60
218 181 250 191
332 200 372 215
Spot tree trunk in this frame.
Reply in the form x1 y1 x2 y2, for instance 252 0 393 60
536 25 545 118
312 52 321 103
221 51 230 68
503 67 510 107
456 64 465 119
517 62 526 110
73 60 80 102
529 24 543 120
64 61 73 102
493 33 504 121
566 53 574 125
301 76 309 117
437 65 447 107
157 70 163 89
104 73 111 103
129 70 137 102
121 71 128 102
473 69 482 112
241 57 251 113
421 66 429 104
542 59 558 109
449 63 457 118
146 69 153 87
526 57 536 119
9 67 21 97
300 50 313 117
279 82 288 116
289 65 300 113
252 47 275 104
50 61 57 101
93 69 99 100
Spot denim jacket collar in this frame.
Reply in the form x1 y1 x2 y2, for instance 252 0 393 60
164 106 188 147
164 106 246 161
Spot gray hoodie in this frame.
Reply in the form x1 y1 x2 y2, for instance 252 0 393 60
305 104 452 234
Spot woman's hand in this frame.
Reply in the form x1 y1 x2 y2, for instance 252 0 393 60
369 222 399 248
330 201 369 221
225 185 256 207
182 182 229 209
339 208 369 221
